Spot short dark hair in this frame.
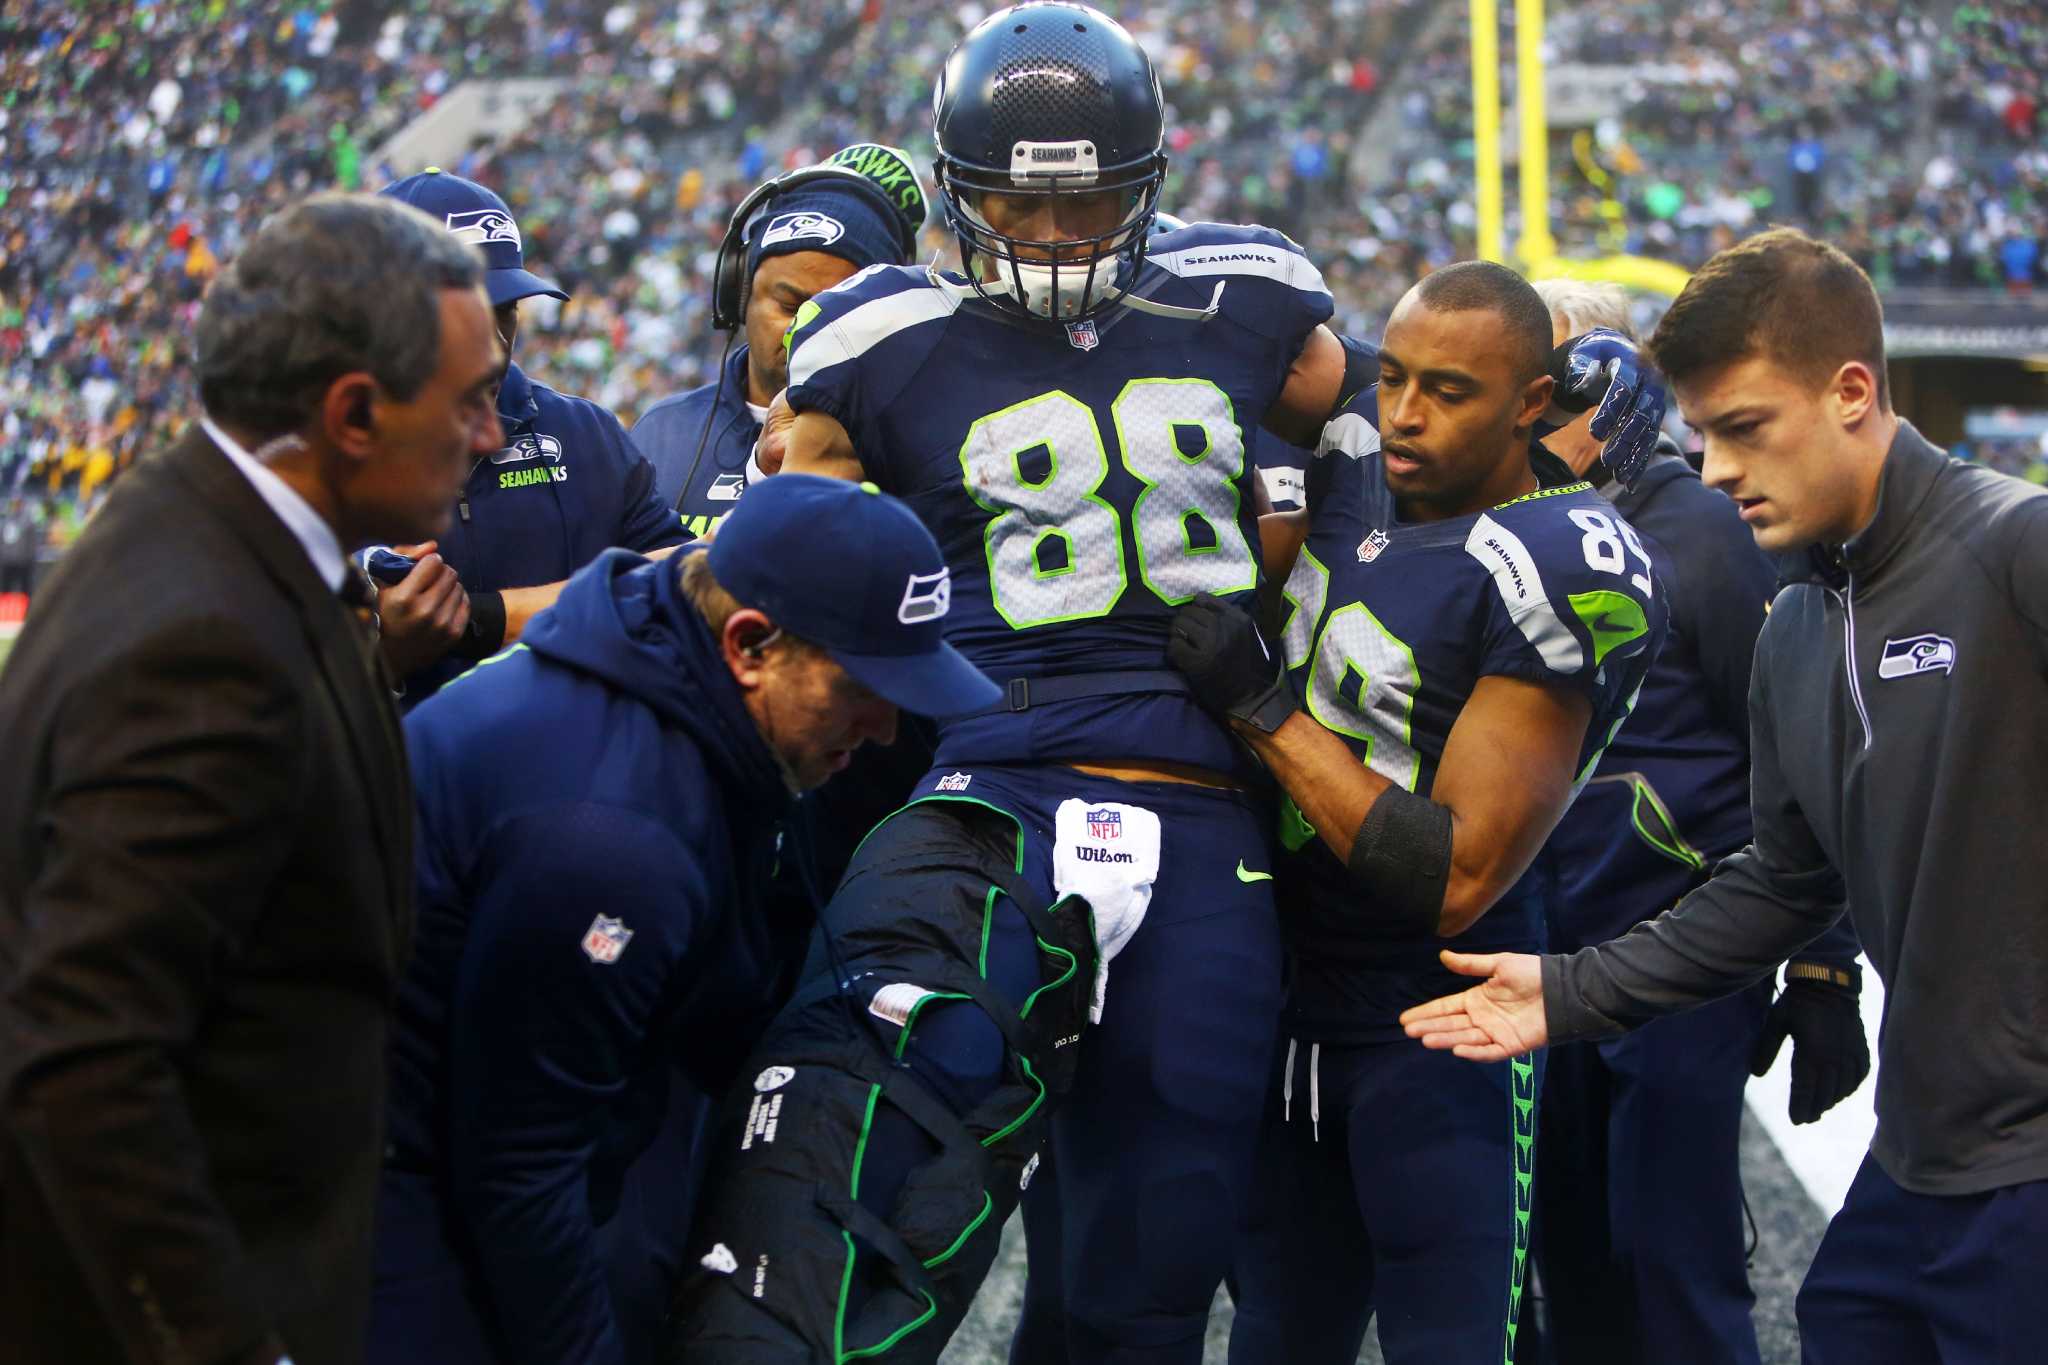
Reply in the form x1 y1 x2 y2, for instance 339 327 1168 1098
1648 226 1888 406
195 193 486 438
1413 260 1553 383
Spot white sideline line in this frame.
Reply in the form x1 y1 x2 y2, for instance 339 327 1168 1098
1743 954 1883 1217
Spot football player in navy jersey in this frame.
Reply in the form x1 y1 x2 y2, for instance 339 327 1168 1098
700 5 1363 1360
677 7 1666 1358
1166 262 1668 1364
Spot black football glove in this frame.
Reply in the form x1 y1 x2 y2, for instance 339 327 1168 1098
1166 592 1297 734
1750 970 1870 1125
1548 328 1666 488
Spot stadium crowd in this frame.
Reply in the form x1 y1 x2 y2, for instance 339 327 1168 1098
8 7 2048 1365
5 0 2048 558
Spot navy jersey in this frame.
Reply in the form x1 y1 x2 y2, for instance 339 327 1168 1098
1274 390 1668 1040
786 223 1333 774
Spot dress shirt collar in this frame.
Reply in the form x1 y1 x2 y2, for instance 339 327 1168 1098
199 415 347 594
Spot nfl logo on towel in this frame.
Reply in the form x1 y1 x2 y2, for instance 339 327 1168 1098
1065 319 1100 351
1087 808 1121 840
581 914 633 965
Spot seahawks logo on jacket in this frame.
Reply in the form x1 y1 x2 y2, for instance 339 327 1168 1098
1878 633 1955 679
490 433 563 465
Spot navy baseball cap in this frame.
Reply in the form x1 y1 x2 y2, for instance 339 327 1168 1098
379 168 569 306
707 475 1000 717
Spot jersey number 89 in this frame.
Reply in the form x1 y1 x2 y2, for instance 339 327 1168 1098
960 380 1256 629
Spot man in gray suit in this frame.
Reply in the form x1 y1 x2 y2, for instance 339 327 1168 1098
0 193 504 1365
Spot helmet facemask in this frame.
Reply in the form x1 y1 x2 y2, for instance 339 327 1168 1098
938 143 1166 322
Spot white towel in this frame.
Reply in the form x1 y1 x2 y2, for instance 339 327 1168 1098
1051 798 1162 1023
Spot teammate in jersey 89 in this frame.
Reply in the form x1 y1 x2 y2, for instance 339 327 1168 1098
1170 261 1668 1363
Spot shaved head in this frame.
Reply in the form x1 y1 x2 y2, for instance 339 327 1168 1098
1411 260 1553 384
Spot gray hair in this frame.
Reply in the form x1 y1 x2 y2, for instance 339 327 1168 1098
196 193 486 439
1531 278 1637 342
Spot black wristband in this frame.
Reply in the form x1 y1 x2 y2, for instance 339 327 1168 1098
1785 960 1860 991
451 588 507 661
1345 785 1453 937
1232 675 1298 735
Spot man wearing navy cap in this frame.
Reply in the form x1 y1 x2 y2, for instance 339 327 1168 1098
371 476 996 1365
633 144 927 532
374 168 686 705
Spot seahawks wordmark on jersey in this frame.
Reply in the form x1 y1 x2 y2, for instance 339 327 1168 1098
785 223 1333 775
1274 387 1669 1039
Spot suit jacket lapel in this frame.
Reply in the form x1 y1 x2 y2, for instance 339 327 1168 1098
163 429 414 942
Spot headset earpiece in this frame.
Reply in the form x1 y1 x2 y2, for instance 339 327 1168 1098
708 165 921 333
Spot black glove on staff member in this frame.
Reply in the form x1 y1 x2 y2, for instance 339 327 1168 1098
1751 962 1871 1124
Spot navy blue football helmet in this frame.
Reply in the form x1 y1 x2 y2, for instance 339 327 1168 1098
932 2 1168 321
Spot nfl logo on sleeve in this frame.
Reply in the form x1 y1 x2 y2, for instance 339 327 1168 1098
581 914 634 965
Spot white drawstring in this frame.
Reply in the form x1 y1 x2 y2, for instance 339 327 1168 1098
1282 1037 1297 1122
1309 1043 1322 1143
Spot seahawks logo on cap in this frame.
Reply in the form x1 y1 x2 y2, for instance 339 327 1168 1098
445 209 523 249
760 211 845 249
897 568 951 625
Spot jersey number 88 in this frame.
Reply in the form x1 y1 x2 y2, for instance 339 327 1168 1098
960 380 1257 629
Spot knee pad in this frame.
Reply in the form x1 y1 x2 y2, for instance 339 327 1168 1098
669 801 1098 1364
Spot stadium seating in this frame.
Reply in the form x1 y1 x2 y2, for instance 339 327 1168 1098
5 1 2043 520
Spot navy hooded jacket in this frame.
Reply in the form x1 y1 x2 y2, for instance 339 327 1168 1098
1544 443 1858 967
632 343 760 536
383 549 811 1365
398 362 688 706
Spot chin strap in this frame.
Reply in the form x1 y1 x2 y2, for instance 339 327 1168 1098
1121 279 1224 322
938 258 1225 324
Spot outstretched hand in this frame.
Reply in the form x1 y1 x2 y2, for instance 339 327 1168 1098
1399 950 1550 1062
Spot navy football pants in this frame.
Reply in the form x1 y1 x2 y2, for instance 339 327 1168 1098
1226 1036 1543 1365
892 767 1283 1365
1797 1155 2048 1364
1529 982 1771 1365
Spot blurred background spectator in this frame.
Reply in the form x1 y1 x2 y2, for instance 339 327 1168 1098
4 0 2045 542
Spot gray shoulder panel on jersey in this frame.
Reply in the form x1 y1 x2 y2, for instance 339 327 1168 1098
1464 512 1585 673
1317 410 1381 461
786 268 964 388
1147 241 1332 297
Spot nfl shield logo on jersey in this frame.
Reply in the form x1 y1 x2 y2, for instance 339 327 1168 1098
581 914 633 965
1086 808 1121 840
1064 319 1100 351
1357 528 1390 563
